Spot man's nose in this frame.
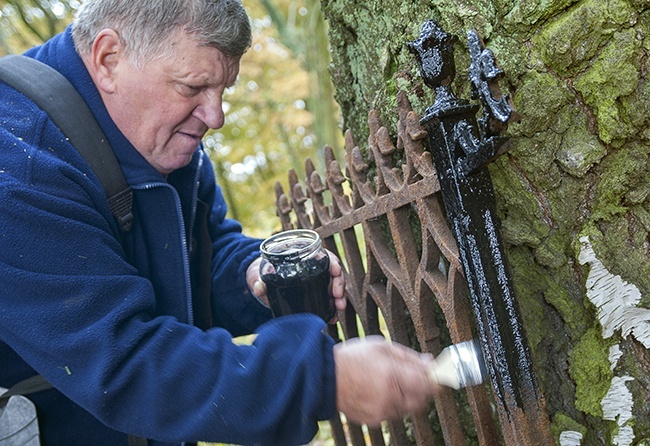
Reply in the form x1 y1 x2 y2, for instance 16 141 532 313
194 91 225 129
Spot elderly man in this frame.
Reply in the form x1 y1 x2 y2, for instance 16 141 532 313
0 0 437 445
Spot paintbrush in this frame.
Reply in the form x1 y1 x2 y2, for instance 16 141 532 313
427 340 487 389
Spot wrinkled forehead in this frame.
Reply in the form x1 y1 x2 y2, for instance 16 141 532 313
153 33 241 84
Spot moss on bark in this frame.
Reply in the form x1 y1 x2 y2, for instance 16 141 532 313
321 0 650 442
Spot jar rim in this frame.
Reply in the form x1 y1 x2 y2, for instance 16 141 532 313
260 229 322 262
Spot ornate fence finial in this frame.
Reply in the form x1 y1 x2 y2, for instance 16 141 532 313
467 29 520 137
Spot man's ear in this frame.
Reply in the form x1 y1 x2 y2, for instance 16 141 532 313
89 29 123 94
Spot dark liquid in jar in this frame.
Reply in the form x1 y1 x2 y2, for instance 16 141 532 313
261 254 334 323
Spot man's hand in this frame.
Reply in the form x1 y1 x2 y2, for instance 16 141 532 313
246 257 267 305
246 249 346 316
334 336 438 427
325 248 346 312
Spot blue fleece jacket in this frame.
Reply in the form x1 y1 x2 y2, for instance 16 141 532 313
0 27 336 446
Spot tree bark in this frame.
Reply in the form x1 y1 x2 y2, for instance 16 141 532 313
321 0 650 444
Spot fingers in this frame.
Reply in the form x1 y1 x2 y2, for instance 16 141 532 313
326 248 343 277
334 337 437 427
252 279 267 296
246 257 269 307
332 277 346 310
383 343 438 411
325 249 346 310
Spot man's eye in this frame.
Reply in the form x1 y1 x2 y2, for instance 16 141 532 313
179 84 201 96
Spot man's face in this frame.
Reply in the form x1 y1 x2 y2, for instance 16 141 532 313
102 32 240 175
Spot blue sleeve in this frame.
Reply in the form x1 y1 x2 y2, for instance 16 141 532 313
0 112 336 444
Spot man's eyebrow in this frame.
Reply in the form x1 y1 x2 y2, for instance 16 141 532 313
173 68 239 90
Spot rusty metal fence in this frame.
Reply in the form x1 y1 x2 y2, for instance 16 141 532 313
274 91 502 445
272 20 558 446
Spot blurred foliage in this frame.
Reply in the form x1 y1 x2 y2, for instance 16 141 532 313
209 0 343 237
0 0 343 238
0 0 78 53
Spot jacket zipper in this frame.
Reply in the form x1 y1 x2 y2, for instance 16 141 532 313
133 181 195 326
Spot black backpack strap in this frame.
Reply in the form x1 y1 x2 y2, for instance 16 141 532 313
0 375 52 409
0 56 146 444
0 54 133 233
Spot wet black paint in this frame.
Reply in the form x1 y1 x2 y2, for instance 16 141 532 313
260 230 335 323
409 20 538 414
262 255 334 323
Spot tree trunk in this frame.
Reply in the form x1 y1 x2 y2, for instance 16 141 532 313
321 0 650 444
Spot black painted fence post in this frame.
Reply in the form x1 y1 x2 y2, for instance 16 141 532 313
409 20 553 445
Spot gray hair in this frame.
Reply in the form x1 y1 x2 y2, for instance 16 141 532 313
71 0 252 64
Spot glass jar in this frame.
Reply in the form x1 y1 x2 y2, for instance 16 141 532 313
259 229 335 323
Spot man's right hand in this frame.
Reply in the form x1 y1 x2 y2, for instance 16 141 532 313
333 336 439 427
